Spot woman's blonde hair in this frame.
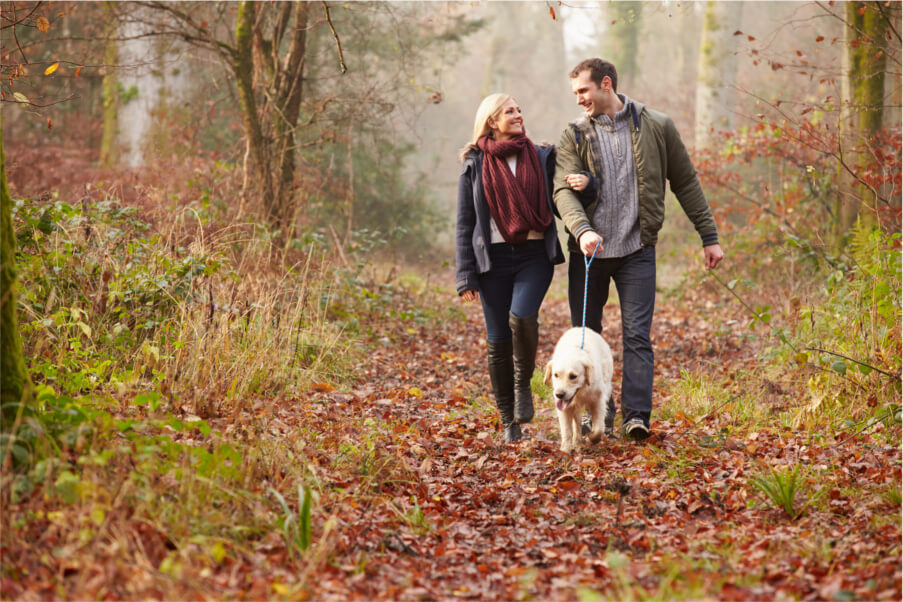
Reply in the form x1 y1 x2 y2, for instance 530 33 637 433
458 93 514 162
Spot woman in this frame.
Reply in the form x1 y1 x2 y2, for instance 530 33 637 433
455 93 565 442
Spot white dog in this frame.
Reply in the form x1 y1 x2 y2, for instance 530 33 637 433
543 327 614 453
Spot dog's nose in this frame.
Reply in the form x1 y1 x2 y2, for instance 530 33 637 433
555 391 566 399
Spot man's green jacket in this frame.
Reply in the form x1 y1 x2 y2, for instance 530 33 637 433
553 99 719 252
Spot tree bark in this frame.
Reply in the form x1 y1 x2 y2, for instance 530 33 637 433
233 1 310 233
601 2 643 92
98 1 119 168
270 2 310 236
234 1 275 225
0 123 31 431
835 0 889 243
695 1 744 150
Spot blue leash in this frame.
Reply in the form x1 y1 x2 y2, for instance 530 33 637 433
580 240 602 349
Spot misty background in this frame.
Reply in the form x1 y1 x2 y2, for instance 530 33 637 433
6 1 900 265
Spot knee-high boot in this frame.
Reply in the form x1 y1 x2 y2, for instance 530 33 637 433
487 339 522 442
510 312 539 424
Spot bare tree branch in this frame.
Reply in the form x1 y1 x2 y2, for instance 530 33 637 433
132 1 236 61
6 1 34 64
814 1 901 68
0 2 43 30
806 347 901 381
1 92 78 108
735 85 894 207
322 1 346 74
874 0 902 43
0 0 42 30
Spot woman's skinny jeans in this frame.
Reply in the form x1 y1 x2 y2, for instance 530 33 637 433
478 240 553 341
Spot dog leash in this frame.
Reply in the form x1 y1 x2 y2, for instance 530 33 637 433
580 240 602 349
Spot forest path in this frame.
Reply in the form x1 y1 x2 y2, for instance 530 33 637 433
270 285 900 600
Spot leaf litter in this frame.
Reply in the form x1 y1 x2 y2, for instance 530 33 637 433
2 283 899 600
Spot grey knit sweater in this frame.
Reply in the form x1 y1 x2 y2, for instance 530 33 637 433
589 94 641 259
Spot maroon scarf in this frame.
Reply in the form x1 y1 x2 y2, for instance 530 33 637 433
477 134 552 244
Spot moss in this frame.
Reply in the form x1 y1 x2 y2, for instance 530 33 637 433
847 1 888 134
98 1 119 168
0 123 33 430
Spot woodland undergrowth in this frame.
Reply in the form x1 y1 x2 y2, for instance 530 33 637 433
1 172 900 599
1 185 459 597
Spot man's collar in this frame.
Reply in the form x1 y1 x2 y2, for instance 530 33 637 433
591 94 631 126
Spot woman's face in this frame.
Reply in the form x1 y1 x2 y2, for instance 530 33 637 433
489 99 524 141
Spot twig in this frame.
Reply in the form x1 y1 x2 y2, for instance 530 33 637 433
1 1 42 31
387 532 417 555
605 477 631 529
701 272 873 390
833 406 897 447
10 2 30 65
805 347 901 382
706 270 770 327
692 396 739 427
322 2 346 74
873 1 901 44
667 396 739 441
328 224 351 270
2 93 79 108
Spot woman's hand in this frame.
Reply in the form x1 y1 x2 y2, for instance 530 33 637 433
566 173 589 191
460 289 479 302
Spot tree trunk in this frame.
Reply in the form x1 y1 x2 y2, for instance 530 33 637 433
98 1 118 168
271 2 310 236
0 123 31 431
601 2 643 92
480 28 503 97
233 1 310 233
834 0 889 244
234 1 275 226
695 1 744 150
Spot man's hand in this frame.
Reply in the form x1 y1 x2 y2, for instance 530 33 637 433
704 244 724 269
578 231 604 257
460 289 479 302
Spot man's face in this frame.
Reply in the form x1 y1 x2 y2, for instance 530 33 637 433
571 70 608 118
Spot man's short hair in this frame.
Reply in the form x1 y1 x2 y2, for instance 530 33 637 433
569 58 618 93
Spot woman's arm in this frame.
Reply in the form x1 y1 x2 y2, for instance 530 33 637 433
455 161 480 296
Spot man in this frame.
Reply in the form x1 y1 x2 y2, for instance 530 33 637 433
553 58 724 442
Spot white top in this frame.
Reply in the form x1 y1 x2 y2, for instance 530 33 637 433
488 156 544 243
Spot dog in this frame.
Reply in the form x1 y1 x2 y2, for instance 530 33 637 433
543 327 613 453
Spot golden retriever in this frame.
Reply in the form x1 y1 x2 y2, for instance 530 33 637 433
543 327 613 453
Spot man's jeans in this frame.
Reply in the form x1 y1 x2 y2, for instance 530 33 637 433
568 247 655 427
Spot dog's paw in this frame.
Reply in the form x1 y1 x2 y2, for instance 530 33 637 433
588 430 603 444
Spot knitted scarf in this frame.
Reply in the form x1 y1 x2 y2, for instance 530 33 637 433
477 134 551 244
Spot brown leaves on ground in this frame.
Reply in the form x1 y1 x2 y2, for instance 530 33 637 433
2 281 900 600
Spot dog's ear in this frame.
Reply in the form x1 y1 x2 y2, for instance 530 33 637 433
583 361 592 388
543 362 552 386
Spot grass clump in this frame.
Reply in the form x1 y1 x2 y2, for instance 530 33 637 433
747 464 821 520
12 195 351 412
